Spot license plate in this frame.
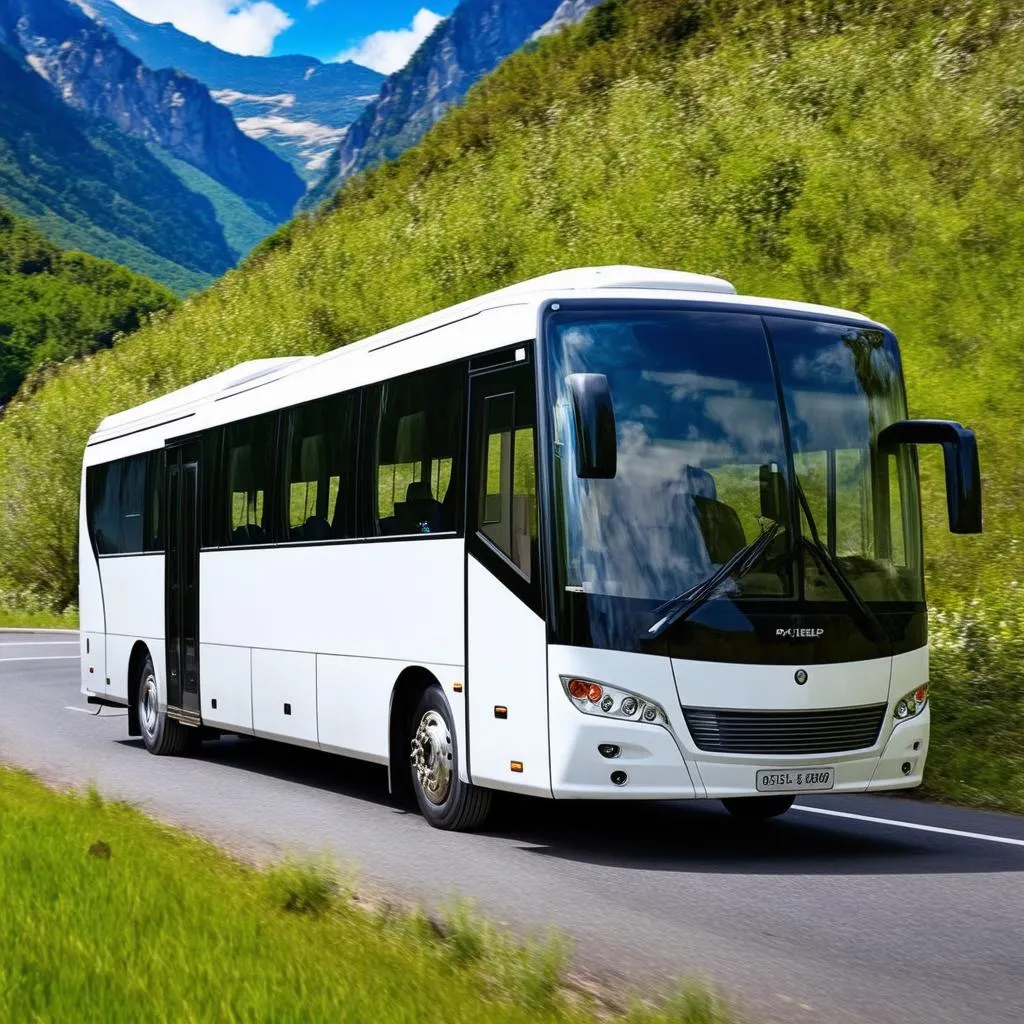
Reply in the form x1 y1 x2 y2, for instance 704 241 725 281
756 767 835 793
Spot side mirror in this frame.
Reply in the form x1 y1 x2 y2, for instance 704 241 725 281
759 462 787 523
565 373 617 479
877 419 982 534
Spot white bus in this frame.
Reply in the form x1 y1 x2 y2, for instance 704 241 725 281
79 267 982 830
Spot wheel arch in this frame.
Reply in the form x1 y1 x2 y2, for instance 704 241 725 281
387 665 445 797
126 640 152 738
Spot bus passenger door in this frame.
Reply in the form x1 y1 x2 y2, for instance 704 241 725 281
466 355 551 796
165 440 201 723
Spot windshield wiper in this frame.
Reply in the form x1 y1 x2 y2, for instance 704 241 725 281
794 482 889 645
643 521 782 640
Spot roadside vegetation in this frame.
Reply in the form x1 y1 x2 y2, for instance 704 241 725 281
0 0 1020 810
0 605 78 630
0 767 728 1024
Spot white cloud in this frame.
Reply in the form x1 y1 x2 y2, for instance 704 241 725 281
334 8 443 75
306 0 326 7
112 1 292 57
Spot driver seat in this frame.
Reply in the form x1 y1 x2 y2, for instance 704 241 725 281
683 466 746 564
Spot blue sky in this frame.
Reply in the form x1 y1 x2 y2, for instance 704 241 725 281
277 2 458 67
111 2 460 70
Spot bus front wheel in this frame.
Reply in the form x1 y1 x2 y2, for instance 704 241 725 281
721 795 794 820
409 685 491 831
137 653 197 756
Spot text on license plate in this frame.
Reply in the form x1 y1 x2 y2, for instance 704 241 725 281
756 768 835 792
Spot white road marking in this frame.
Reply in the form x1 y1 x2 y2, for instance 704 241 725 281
0 641 79 646
64 705 124 716
0 656 80 663
793 804 1024 848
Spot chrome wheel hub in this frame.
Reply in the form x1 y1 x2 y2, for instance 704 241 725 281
140 673 159 741
410 709 453 805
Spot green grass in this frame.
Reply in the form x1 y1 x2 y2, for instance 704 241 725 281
0 767 729 1024
0 0 1022 811
0 605 78 630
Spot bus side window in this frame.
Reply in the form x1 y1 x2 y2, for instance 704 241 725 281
371 363 464 537
479 393 537 579
145 450 164 553
90 460 122 555
223 414 276 546
119 455 146 554
283 392 355 541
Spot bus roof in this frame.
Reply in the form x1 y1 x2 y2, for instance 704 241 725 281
87 266 876 449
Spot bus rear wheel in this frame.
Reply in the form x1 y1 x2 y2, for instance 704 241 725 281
721 795 794 820
409 685 491 831
137 653 196 756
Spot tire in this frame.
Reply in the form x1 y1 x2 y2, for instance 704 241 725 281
137 653 197 756
721 795 795 820
409 684 491 831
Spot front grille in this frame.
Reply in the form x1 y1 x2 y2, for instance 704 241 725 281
682 704 887 755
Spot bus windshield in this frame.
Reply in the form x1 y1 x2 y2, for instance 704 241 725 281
545 307 923 653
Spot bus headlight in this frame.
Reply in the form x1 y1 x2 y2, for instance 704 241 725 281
893 684 928 722
561 676 668 727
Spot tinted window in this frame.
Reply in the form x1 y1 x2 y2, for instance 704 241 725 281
370 363 464 536
86 454 154 555
547 311 791 607
283 393 357 541
145 450 164 552
89 460 122 555
222 414 277 545
768 317 923 603
479 391 537 577
119 455 146 553
201 429 222 547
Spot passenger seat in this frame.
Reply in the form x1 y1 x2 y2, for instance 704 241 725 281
394 481 444 534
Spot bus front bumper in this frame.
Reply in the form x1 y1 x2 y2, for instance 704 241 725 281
549 706 929 800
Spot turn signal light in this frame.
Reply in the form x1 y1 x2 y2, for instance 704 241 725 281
567 678 604 703
567 678 590 700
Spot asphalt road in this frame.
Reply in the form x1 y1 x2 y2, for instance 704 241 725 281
2 630 1022 1024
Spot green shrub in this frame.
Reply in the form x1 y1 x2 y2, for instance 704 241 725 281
265 857 342 915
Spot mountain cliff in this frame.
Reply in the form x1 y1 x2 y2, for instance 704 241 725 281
0 43 235 292
532 0 603 39
304 0 581 207
72 0 385 181
0 0 303 221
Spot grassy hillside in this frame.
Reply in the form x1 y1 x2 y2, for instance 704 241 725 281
0 208 177 405
0 0 1020 807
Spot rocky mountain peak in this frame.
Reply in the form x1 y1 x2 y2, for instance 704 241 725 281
1 0 303 220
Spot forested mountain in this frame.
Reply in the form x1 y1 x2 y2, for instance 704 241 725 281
0 207 176 406
0 0 1022 807
0 0 304 290
1 0 302 219
72 0 385 182
303 0 599 207
0 46 235 293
